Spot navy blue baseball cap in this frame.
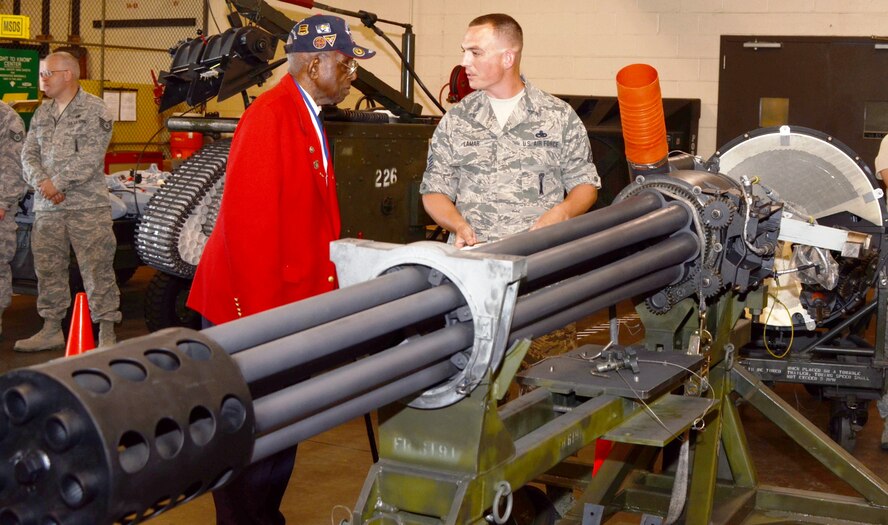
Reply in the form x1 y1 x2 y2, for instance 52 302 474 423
284 14 375 59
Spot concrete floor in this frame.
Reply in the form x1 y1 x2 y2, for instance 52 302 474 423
1 266 887 524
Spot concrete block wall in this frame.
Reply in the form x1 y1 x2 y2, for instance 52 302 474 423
208 0 888 156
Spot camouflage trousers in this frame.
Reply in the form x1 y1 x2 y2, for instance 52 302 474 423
878 392 888 419
33 207 121 322
0 211 15 309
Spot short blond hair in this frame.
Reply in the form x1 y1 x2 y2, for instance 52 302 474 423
469 13 523 52
47 51 81 79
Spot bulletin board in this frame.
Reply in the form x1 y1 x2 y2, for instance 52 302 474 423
81 79 178 152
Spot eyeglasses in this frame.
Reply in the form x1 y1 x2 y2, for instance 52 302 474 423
39 69 68 79
336 58 358 76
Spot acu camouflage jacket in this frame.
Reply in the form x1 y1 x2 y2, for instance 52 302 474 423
0 102 26 211
22 88 113 212
421 79 600 242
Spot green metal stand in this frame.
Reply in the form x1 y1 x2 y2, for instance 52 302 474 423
348 293 888 524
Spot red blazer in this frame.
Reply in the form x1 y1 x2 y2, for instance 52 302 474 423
188 76 341 325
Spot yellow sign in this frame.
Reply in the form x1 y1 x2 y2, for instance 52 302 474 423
0 15 29 39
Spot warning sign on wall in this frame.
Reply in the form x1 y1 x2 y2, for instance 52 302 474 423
0 15 29 39
0 47 39 127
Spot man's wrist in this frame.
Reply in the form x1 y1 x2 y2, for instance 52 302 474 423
454 219 471 232
547 202 569 218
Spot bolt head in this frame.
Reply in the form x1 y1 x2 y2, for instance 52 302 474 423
14 450 50 485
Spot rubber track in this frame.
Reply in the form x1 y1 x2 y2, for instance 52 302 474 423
135 140 231 278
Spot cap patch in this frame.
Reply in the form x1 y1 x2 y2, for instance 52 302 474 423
286 14 375 58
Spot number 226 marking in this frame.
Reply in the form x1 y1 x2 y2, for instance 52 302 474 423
375 168 398 188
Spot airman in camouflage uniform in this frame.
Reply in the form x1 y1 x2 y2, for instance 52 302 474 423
15 51 119 352
420 79 601 243
421 14 600 363
0 101 27 337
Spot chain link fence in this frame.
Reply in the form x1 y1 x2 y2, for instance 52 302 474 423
1 0 208 158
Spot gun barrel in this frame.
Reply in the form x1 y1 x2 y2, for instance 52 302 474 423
0 190 706 525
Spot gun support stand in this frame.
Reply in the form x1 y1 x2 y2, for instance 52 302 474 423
558 293 888 525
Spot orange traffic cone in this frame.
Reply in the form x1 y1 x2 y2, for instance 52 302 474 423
591 438 613 477
65 292 95 357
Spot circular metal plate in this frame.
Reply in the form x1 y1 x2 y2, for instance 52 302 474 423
711 125 884 227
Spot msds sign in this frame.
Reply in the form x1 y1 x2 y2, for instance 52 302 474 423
0 15 29 39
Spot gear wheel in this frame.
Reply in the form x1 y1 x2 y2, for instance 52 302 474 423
645 291 674 314
702 198 734 229
694 266 724 299
618 179 710 257
620 180 706 215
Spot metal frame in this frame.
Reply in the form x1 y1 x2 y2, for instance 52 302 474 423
348 292 888 524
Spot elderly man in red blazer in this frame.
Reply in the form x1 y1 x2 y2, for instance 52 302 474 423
187 14 374 525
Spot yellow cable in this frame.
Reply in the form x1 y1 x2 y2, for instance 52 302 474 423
763 293 794 359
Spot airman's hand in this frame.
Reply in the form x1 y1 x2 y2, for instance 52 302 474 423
38 179 65 205
454 222 478 248
531 205 570 231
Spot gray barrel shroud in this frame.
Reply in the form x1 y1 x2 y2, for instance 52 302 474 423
0 190 696 524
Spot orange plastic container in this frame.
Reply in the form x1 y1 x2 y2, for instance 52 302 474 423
616 64 668 167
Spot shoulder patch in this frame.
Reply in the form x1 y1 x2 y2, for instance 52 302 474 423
100 118 112 131
9 129 22 142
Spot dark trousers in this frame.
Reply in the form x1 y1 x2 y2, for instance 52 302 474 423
201 316 298 525
212 445 298 525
